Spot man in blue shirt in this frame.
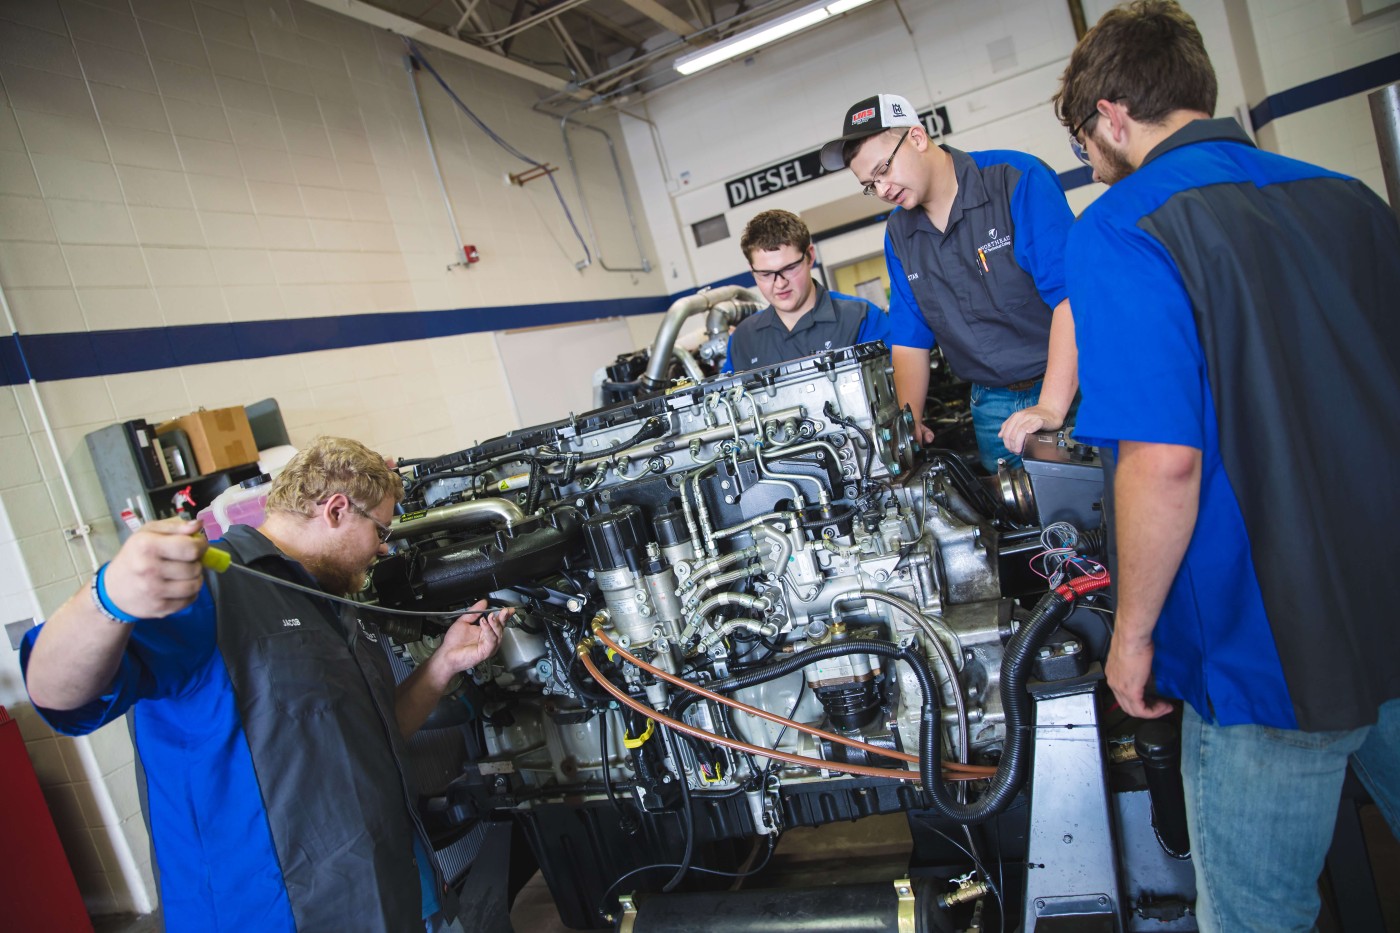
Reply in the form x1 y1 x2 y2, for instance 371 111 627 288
820 94 1077 470
22 437 511 932
1056 2 1400 930
722 209 890 375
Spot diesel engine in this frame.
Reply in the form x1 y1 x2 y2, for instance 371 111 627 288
371 343 1196 932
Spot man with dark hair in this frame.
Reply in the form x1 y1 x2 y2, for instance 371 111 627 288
1055 2 1400 929
819 94 1077 471
22 436 513 932
721 209 890 374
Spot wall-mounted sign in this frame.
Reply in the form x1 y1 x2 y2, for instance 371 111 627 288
725 106 951 209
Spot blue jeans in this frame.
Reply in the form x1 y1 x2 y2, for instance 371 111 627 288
424 913 466 933
969 381 1043 472
1181 699 1400 933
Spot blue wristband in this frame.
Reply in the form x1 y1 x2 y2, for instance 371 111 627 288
93 562 142 624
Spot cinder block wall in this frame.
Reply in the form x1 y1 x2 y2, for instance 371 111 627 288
0 0 667 914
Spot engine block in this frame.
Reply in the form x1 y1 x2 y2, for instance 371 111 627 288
371 344 1153 930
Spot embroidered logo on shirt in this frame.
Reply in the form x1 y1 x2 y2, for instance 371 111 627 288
357 618 379 642
750 356 759 364
979 229 1013 255
282 618 300 627
824 340 833 349
907 272 920 281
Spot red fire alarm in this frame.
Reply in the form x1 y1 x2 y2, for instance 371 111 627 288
464 245 480 263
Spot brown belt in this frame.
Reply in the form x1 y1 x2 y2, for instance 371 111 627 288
1004 374 1045 392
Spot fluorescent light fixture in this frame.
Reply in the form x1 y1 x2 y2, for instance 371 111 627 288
674 0 879 76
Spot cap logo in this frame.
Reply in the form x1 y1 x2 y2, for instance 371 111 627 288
851 107 876 125
890 103 906 117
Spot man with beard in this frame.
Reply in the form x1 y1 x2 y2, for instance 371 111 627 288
820 94 1077 470
1054 2 1400 930
22 436 511 932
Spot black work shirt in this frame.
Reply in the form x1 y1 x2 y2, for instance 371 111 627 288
885 146 1074 387
722 281 890 373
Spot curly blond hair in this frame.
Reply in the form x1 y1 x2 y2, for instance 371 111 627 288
266 436 403 516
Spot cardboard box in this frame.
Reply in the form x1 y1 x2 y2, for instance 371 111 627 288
158 407 257 476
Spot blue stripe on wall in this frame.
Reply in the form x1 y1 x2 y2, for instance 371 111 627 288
1057 165 1095 192
1250 52 1400 131
1 294 673 387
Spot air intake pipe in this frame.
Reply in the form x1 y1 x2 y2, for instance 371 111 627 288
642 285 764 388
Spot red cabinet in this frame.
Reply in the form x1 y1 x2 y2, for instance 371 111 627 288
0 706 93 933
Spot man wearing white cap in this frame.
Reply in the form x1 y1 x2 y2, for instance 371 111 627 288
820 94 1077 471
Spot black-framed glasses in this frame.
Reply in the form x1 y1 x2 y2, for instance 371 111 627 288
1068 97 1125 167
348 502 393 543
862 128 912 196
1069 110 1098 167
751 254 809 285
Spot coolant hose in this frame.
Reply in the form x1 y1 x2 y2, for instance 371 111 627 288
670 639 941 778
912 576 1109 822
672 578 1104 824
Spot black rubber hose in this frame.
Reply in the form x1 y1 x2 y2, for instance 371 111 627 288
914 588 1075 823
671 590 1076 824
669 639 940 789
660 725 695 892
599 709 623 814
824 401 875 479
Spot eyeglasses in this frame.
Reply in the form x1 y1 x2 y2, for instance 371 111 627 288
1068 111 1098 166
751 254 809 285
862 128 911 196
1068 98 1125 167
348 502 393 543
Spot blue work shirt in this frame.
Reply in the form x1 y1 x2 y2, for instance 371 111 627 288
1068 118 1400 731
20 528 445 930
885 147 1072 387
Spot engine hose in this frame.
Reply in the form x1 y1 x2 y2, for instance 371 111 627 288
596 624 989 775
660 725 695 892
676 582 1100 824
913 584 1087 823
580 648 927 782
670 640 943 780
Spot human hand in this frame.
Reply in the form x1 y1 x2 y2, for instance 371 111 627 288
434 600 513 675
103 518 208 619
1105 632 1174 719
998 405 1064 455
912 421 934 445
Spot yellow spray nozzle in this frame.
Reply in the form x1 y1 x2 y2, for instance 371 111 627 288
201 547 232 573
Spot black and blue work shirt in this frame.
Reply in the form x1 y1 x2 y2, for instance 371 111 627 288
722 281 891 373
885 147 1073 387
1068 117 1400 732
20 525 450 931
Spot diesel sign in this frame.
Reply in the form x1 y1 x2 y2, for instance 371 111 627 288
724 105 952 209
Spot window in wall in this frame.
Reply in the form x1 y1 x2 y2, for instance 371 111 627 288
692 214 730 248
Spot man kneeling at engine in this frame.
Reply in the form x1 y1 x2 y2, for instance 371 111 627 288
722 209 891 374
22 436 512 933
